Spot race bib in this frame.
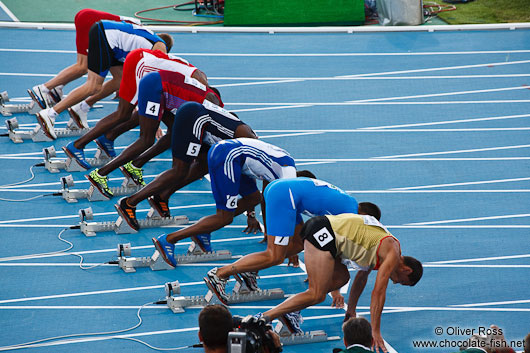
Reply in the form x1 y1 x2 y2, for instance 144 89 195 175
274 236 290 246
145 101 160 116
312 226 333 248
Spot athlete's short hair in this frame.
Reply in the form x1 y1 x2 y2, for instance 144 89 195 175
296 170 316 178
157 33 174 52
342 317 372 348
198 304 233 349
403 256 423 286
358 202 381 221
524 332 530 353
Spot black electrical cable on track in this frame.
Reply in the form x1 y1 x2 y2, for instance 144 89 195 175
135 3 223 25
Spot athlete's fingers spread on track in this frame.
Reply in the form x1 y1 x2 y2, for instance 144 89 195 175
330 292 344 308
287 255 299 267
372 332 387 353
243 218 262 234
155 127 164 140
344 309 356 322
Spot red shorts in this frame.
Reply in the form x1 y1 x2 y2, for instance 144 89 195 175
119 48 197 105
74 9 120 55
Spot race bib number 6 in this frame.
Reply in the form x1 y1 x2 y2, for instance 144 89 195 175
313 227 333 248
226 195 238 209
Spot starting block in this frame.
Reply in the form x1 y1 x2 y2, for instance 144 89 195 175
274 319 338 346
116 241 232 273
164 278 285 314
59 174 141 203
43 146 111 174
5 116 88 143
0 91 40 116
78 206 189 237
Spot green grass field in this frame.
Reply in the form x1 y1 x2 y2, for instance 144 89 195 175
433 0 530 24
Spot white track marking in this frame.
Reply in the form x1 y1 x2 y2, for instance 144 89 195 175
429 253 530 264
390 177 530 190
375 144 530 159
406 213 530 225
0 1 18 21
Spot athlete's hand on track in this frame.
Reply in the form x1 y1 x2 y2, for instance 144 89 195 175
330 291 344 308
287 255 299 267
372 331 388 353
155 127 164 140
243 217 262 234
343 309 356 322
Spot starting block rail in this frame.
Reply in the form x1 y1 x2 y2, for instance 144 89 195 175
0 91 40 116
116 242 232 273
44 146 111 174
78 206 189 236
59 174 141 203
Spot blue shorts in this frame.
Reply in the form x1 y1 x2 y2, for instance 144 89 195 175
208 141 258 211
137 72 164 121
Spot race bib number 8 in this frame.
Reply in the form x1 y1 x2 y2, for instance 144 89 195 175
145 101 160 116
313 227 333 248
226 195 238 209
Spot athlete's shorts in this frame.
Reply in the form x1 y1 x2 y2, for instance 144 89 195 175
208 142 259 211
136 72 164 120
300 216 338 258
264 179 302 237
74 9 120 55
120 49 197 105
87 22 122 77
170 102 244 165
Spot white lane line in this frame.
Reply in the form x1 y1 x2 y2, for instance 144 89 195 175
360 113 530 130
429 254 530 264
0 272 307 304
451 299 530 307
375 144 530 159
390 177 530 190
227 100 530 106
424 264 530 268
3 49 530 56
406 213 530 225
0 1 18 21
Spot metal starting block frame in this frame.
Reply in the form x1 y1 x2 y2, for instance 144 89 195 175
165 278 285 314
116 241 232 273
59 174 142 203
78 206 189 237
44 146 111 174
5 116 88 143
274 320 335 346
0 91 40 116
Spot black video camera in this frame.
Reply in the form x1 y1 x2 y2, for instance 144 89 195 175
227 315 282 353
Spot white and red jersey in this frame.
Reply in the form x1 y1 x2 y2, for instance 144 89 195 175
74 8 140 55
119 48 198 105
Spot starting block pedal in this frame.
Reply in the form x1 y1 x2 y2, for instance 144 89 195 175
116 241 232 273
78 206 189 237
165 278 285 313
59 174 141 203
0 91 40 116
274 320 337 346
43 146 111 174
5 116 88 143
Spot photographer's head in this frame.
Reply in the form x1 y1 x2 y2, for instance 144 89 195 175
199 305 233 353
343 317 373 349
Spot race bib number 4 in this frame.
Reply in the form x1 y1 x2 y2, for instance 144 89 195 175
145 101 160 116
313 227 333 248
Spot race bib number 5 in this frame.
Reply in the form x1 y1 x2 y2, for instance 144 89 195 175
313 227 333 248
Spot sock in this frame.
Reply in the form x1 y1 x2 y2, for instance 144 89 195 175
48 108 58 118
39 84 50 94
79 101 91 113
130 162 141 170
